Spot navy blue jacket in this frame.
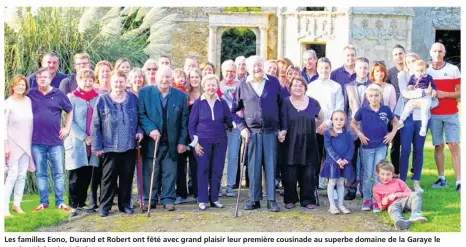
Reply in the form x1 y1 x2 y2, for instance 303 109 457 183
232 75 283 133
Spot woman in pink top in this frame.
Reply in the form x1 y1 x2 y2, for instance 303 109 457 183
4 75 35 217
370 62 397 111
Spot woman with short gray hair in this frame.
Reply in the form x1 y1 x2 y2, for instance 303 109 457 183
127 68 147 96
218 60 241 197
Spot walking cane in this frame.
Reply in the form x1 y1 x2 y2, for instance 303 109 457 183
136 145 144 213
233 136 248 217
147 139 159 217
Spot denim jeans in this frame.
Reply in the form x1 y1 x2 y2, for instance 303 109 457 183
31 144 66 207
247 132 277 202
226 128 241 186
400 115 429 181
361 145 387 201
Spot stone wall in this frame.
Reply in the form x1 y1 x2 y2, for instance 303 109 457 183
170 22 209 69
411 7 460 61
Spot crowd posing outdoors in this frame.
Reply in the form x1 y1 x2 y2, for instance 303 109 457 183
4 42 461 230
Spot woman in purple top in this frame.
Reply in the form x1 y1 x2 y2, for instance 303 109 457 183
189 74 234 210
280 76 322 209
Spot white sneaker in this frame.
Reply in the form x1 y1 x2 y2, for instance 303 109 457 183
414 183 424 193
419 129 427 137
198 203 207 211
328 206 340 214
338 205 351 214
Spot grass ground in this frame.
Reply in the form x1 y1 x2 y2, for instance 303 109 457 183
4 133 460 232
379 133 460 232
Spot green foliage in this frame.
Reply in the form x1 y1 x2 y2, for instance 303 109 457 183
3 7 148 99
221 28 256 65
223 7 261 12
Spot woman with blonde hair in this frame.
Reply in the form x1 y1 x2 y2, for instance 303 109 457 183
65 69 100 216
94 60 113 94
4 75 35 216
393 53 435 192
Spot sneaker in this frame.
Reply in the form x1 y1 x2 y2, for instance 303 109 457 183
361 200 372 211
372 202 381 213
338 205 351 214
456 183 461 192
431 178 447 188
70 208 79 217
58 204 71 213
328 206 340 214
419 129 427 137
225 186 235 197
397 121 404 130
408 213 428 223
210 201 224 208
414 183 424 193
174 197 188 205
32 203 48 212
198 203 207 211
394 218 411 230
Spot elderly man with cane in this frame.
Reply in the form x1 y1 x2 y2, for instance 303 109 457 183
232 55 284 212
138 66 189 212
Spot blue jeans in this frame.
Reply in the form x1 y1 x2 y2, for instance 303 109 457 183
31 144 66 207
400 115 430 181
361 145 387 201
247 132 277 202
226 128 241 186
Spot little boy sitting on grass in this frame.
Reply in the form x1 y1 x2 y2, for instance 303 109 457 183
373 160 428 230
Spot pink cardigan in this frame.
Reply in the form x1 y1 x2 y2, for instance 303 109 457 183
4 96 35 172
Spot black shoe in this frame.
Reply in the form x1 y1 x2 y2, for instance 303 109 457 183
267 200 280 212
344 192 356 201
99 210 109 217
120 207 134 214
244 201 261 210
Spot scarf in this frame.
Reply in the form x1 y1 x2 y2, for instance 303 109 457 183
73 88 99 156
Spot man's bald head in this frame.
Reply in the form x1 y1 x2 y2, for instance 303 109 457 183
430 42 446 63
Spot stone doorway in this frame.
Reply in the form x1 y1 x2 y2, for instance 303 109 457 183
435 30 461 69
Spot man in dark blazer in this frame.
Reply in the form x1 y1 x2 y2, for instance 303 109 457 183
138 66 189 211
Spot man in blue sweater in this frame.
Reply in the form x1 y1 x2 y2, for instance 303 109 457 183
232 55 284 212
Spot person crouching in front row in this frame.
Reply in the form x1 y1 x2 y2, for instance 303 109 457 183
189 74 234 210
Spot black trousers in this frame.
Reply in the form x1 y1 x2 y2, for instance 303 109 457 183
88 160 103 208
99 150 136 212
282 164 316 206
390 129 401 175
315 133 325 178
68 165 93 209
347 139 361 194
176 150 198 199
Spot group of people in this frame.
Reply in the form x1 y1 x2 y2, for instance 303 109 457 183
4 42 460 230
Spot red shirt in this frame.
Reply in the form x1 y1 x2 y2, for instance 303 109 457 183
427 62 461 115
373 178 411 210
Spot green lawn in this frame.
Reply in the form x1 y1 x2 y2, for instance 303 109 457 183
380 133 461 232
4 195 70 232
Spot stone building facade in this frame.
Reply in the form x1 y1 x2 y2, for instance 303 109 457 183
166 7 460 74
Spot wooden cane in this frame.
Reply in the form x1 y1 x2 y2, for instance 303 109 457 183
233 137 248 217
147 139 159 217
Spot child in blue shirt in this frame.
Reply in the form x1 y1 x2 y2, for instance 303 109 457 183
350 84 399 212
320 110 354 214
